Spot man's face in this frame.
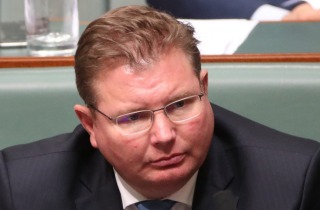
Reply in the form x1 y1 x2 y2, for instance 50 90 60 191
76 48 214 198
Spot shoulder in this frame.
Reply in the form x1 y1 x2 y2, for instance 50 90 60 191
1 125 91 161
0 125 96 185
0 125 102 209
211 104 320 201
210 105 320 210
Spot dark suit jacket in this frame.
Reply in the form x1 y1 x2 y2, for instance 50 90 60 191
147 0 306 19
1 105 320 210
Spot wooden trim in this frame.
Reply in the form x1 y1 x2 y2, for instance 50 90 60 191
1 53 320 68
201 53 320 63
0 56 74 68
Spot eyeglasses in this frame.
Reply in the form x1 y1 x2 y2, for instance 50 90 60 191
88 93 204 135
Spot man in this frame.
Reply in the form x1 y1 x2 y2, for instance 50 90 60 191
1 5 320 210
147 0 320 21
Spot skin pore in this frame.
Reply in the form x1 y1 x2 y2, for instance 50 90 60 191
74 48 214 199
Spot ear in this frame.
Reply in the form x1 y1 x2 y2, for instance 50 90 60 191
200 69 209 95
74 104 98 148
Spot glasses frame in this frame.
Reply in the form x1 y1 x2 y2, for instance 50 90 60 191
87 92 204 134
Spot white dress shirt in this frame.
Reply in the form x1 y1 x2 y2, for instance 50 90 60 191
114 169 199 210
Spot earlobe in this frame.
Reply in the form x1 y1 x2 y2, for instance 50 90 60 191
74 104 98 148
74 104 94 135
74 104 93 130
200 69 209 94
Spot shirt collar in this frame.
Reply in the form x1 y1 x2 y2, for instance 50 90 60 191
114 169 198 209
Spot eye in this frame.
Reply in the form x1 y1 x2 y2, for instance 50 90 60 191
173 100 185 108
118 113 140 123
166 99 186 113
130 113 142 121
117 111 150 124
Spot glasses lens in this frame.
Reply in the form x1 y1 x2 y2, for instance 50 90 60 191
165 95 202 122
116 110 153 134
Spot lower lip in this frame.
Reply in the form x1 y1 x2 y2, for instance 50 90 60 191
151 154 185 168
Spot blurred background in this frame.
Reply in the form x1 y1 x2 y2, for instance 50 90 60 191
0 0 146 23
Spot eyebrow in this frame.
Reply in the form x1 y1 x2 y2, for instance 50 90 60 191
166 91 196 104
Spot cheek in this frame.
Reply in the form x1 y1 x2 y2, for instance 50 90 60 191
93 127 147 167
179 108 213 155
182 110 212 137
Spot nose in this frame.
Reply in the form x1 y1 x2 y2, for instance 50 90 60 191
149 111 176 146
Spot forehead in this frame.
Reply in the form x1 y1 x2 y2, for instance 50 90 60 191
103 49 195 79
94 49 200 110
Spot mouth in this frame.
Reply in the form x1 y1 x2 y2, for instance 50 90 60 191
150 153 185 168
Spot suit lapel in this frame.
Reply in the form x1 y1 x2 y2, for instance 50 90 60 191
210 190 238 210
192 134 238 210
74 150 123 210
